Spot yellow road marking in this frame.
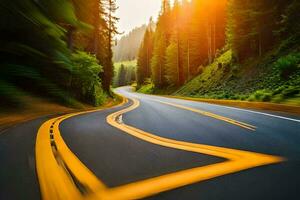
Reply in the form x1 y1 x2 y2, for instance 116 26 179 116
36 92 283 200
36 118 83 200
101 97 282 199
147 98 257 131
36 98 128 200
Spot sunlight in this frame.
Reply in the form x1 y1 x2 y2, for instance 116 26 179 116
1 0 300 199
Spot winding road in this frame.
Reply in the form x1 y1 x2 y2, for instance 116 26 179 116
1 86 300 199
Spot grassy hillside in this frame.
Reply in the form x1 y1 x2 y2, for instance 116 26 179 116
174 47 300 106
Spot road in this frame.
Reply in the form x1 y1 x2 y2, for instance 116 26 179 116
1 86 300 199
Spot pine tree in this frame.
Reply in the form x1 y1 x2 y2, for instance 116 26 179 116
72 0 107 57
173 0 184 85
137 19 154 85
228 0 279 61
118 64 126 86
150 0 171 88
165 40 179 85
101 0 119 92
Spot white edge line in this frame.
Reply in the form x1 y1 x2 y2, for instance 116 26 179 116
158 96 300 123
118 88 300 123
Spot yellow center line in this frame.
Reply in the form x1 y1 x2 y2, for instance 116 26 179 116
147 98 257 131
36 98 128 200
36 92 283 200
99 97 282 199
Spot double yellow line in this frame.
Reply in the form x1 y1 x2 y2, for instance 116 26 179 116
35 94 283 200
149 98 257 131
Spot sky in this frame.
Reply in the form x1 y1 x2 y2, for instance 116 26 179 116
115 0 164 37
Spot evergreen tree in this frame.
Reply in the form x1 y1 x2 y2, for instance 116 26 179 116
151 32 168 87
101 0 119 92
137 19 154 85
165 40 179 85
150 0 171 88
118 64 126 86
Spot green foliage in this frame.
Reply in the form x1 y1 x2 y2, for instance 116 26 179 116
70 51 107 106
274 53 300 78
113 60 137 87
151 33 167 87
137 24 154 85
137 83 155 94
175 49 300 105
139 0 227 89
279 0 300 39
0 0 77 107
247 86 300 104
0 0 114 110
248 90 273 102
135 0 300 107
117 64 127 86
165 41 179 85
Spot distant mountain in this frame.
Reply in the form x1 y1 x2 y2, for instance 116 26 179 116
113 24 147 62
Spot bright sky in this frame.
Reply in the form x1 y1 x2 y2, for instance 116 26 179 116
116 0 164 37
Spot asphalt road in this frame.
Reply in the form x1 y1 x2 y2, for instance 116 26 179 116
1 86 300 199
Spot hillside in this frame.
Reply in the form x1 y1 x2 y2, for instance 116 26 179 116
113 25 148 62
136 0 300 106
175 48 300 106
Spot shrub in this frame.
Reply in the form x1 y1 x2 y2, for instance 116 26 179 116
281 86 300 98
248 90 273 102
197 66 204 75
137 83 154 94
274 53 300 79
71 51 107 106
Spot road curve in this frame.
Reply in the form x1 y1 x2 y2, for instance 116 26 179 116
1 86 300 199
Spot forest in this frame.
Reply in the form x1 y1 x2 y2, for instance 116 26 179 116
137 0 300 105
113 24 149 62
0 0 118 110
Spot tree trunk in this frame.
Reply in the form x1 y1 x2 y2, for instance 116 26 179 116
67 26 75 52
187 38 190 81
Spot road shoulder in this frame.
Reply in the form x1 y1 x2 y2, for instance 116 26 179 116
0 96 121 133
159 95 300 116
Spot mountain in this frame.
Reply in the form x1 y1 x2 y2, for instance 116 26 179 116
113 25 148 62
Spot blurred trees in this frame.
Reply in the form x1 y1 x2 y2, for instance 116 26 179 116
0 0 118 107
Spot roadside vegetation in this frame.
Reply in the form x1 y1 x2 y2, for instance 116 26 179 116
136 0 300 106
175 50 300 105
0 0 119 112
113 60 137 87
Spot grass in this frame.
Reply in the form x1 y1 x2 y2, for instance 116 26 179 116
174 48 300 106
137 83 155 94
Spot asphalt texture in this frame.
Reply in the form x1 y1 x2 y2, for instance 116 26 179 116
1 86 300 199
0 117 47 200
